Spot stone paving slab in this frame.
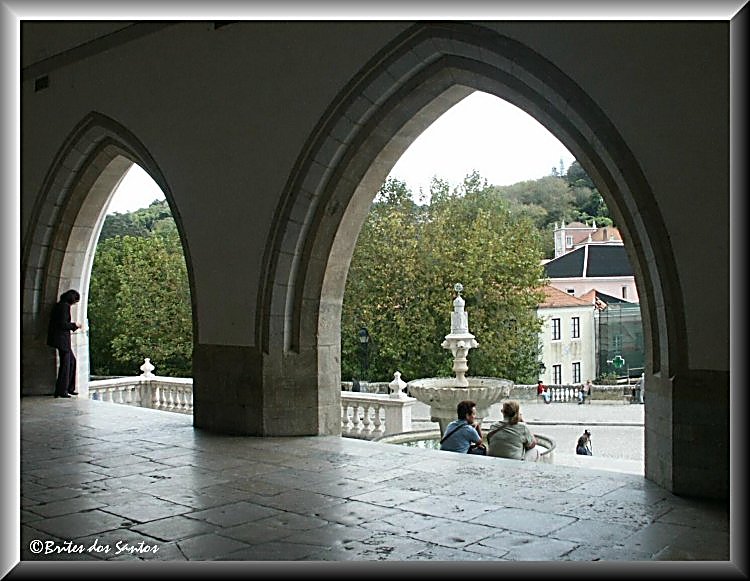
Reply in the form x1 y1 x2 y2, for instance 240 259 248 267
14 396 732 567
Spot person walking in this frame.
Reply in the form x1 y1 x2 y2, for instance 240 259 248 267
583 379 593 404
47 289 82 398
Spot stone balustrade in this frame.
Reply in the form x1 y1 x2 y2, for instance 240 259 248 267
90 361 418 434
509 383 634 402
340 391 417 440
88 372 193 414
341 372 416 440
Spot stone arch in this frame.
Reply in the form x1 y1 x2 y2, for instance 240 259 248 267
21 111 193 396
261 22 683 477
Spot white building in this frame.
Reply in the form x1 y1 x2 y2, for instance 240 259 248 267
536 285 596 386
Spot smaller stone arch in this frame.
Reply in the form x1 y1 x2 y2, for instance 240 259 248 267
21 112 192 396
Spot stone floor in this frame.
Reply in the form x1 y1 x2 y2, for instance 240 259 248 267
12 396 736 571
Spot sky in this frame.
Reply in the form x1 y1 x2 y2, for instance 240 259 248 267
106 91 575 214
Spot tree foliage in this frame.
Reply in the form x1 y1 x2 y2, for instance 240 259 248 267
99 199 173 240
341 176 546 385
89 205 192 377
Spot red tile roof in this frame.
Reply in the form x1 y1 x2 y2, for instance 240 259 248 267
579 289 597 303
537 285 593 308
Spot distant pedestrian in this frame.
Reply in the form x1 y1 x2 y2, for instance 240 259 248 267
47 289 82 398
541 386 552 404
584 380 593 404
576 429 592 455
536 380 545 401
638 373 645 404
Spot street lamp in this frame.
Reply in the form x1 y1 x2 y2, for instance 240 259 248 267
358 327 370 383
538 361 546 378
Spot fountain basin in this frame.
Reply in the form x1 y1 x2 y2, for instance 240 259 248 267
376 428 555 463
406 376 513 433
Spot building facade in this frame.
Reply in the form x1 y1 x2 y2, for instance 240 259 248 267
536 286 596 386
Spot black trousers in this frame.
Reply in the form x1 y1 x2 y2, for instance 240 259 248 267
54 349 77 396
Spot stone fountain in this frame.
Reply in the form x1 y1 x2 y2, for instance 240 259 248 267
407 283 512 433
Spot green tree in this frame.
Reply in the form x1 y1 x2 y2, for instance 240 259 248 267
342 174 545 385
88 237 127 375
110 235 192 376
341 178 427 381
99 199 171 240
89 210 192 377
565 160 613 226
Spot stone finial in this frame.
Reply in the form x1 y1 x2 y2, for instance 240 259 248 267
140 357 155 378
451 283 469 334
389 371 407 399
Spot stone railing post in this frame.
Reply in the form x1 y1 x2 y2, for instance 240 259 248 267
389 371 407 399
140 357 155 378
383 371 416 434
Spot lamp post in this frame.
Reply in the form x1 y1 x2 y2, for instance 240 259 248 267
358 327 370 383
538 361 546 381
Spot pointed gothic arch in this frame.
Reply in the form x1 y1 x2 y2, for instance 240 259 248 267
259 22 687 491
21 111 195 396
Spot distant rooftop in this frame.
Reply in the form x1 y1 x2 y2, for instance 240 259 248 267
544 244 633 278
538 285 592 308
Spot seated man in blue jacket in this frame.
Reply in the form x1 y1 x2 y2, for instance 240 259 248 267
440 400 484 453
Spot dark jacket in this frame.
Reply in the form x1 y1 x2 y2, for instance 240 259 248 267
47 301 77 351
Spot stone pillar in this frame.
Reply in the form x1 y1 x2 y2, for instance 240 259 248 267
644 370 729 500
191 343 265 436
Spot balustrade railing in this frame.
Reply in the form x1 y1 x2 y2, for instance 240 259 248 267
548 385 579 403
90 361 416 434
341 371 416 440
88 360 193 414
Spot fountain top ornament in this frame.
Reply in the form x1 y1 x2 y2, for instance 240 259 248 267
440 282 478 387
449 283 469 334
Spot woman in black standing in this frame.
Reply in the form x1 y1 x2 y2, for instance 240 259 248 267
47 289 81 398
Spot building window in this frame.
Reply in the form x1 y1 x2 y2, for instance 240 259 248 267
571 316 580 338
552 318 561 340
613 335 623 351
566 235 573 247
572 362 581 383
553 364 562 384
566 288 575 294
622 286 628 299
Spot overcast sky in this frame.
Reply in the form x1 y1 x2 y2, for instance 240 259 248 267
106 91 575 214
